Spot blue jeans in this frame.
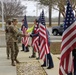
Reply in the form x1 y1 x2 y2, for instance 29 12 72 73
44 53 54 67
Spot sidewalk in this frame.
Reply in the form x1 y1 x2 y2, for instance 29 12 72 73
0 47 60 75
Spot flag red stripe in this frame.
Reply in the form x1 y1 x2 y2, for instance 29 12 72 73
39 41 45 53
66 56 69 73
62 26 76 41
34 41 39 52
40 48 45 59
40 25 46 39
60 42 76 62
62 22 76 38
39 25 50 60
40 24 45 30
61 37 76 59
32 24 39 52
39 12 50 60
40 28 46 35
61 34 76 52
22 27 29 46
59 1 76 74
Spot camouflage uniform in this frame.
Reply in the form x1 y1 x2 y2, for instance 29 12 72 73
7 24 24 66
5 24 10 59
12 25 25 64
13 25 20 63
6 25 15 65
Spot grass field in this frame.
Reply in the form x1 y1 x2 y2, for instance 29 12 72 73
23 24 58 28
0 23 34 29
51 42 61 54
0 22 58 29
0 24 2 28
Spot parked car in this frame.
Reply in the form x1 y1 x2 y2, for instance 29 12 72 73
52 24 64 36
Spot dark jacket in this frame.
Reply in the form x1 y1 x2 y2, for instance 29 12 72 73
46 29 51 46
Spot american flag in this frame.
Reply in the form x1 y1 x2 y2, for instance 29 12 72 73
22 15 29 46
59 1 76 75
32 23 39 52
39 10 50 60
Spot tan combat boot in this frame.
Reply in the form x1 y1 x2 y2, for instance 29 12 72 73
15 59 20 63
7 54 9 59
11 60 15 66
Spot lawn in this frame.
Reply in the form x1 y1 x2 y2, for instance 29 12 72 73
0 24 2 28
50 42 61 54
0 22 58 29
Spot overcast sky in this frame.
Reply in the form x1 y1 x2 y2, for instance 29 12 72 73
0 0 59 18
21 1 59 18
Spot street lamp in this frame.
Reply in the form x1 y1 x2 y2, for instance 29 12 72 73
1 0 4 30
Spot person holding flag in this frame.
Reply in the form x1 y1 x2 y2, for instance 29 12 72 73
39 10 54 69
59 0 76 75
5 20 12 59
25 19 39 58
21 19 25 51
29 19 39 59
26 19 39 58
21 15 29 52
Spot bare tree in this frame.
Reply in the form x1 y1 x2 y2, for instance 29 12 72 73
28 0 57 26
0 0 26 21
53 0 76 18
32 0 76 23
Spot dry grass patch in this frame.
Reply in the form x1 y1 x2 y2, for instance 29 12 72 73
16 61 47 75
50 42 61 54
0 24 2 28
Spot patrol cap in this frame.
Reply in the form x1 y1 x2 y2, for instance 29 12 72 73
12 18 18 22
6 19 11 22
6 19 12 25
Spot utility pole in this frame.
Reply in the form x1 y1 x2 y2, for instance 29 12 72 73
1 0 4 30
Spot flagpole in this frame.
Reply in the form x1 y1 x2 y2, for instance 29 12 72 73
1 0 4 30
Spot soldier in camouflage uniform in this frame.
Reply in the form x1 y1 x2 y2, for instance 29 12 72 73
11 18 25 66
5 20 12 59
6 20 15 66
6 18 25 66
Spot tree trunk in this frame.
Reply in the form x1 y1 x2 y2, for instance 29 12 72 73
49 5 52 26
58 10 61 26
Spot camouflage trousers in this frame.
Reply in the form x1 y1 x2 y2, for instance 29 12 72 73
6 41 10 58
6 36 10 58
13 42 19 60
7 41 15 61
7 42 19 61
